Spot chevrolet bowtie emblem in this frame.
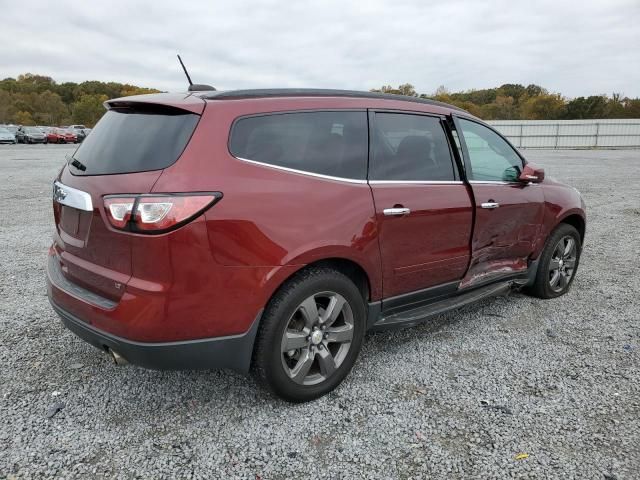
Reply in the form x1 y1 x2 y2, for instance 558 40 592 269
53 184 67 202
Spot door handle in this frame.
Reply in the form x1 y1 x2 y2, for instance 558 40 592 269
481 202 500 209
383 207 411 216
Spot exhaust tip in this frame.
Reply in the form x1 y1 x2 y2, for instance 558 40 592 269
108 348 129 366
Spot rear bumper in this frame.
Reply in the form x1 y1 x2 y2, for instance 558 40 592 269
50 299 261 373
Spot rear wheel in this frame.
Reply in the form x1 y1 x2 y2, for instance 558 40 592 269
528 223 581 299
252 267 366 402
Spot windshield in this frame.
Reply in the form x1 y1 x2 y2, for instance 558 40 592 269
70 105 199 175
25 128 41 133
0 128 11 134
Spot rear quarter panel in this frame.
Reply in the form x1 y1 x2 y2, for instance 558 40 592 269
151 98 384 301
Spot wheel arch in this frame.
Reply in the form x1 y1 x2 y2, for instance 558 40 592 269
268 257 374 306
559 213 585 243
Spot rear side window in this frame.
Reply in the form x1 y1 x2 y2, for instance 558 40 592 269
70 106 199 175
229 111 368 180
371 113 456 181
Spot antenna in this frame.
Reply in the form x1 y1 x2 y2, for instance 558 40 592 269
177 54 193 86
176 54 216 92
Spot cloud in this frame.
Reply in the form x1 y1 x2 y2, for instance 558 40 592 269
1 0 638 97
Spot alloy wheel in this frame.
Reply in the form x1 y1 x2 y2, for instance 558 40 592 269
280 291 354 386
548 235 577 293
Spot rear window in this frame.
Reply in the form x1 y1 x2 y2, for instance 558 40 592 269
229 111 368 180
70 105 199 175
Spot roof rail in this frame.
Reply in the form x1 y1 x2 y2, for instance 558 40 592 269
198 88 465 112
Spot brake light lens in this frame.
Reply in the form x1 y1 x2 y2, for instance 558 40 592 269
104 197 135 229
103 193 221 233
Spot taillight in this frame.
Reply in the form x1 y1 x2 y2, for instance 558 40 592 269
103 193 222 233
104 197 135 229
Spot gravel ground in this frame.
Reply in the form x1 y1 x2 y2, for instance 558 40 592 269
0 144 639 479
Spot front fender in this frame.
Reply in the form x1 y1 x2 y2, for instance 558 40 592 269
532 181 586 258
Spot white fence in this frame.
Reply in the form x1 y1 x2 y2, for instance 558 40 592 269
487 119 640 149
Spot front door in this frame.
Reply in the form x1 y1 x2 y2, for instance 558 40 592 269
453 117 545 288
369 111 474 300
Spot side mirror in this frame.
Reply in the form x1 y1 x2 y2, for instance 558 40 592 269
519 163 545 183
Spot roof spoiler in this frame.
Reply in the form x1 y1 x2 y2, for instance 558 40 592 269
104 94 206 115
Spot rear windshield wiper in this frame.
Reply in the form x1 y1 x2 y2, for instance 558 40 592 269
68 156 87 172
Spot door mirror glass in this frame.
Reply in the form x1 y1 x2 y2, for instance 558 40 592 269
503 165 522 182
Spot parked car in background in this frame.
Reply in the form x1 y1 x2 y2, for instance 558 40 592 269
0 127 17 144
62 128 78 143
68 125 89 142
47 89 586 402
59 126 79 143
45 127 77 144
3 125 19 138
16 126 47 144
45 128 64 144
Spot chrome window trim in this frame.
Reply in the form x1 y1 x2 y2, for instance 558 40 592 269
233 156 368 184
368 180 463 185
235 155 465 185
53 180 93 211
469 180 520 185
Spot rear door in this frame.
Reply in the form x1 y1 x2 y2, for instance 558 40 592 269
52 101 203 302
453 116 545 288
369 111 474 301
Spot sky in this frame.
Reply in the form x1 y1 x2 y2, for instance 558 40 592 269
1 0 639 98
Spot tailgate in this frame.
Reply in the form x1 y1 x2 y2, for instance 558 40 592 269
52 169 162 302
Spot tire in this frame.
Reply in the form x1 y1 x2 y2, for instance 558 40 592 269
527 223 582 299
252 266 366 402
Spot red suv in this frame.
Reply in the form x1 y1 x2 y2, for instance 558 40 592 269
47 89 586 402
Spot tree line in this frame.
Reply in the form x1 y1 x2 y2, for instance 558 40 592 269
1 74 639 126
0 73 159 127
371 84 640 120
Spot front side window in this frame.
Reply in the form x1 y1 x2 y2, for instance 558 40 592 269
457 118 523 182
370 113 455 181
229 111 368 180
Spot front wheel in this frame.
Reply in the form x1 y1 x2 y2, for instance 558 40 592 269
528 223 582 299
252 267 366 402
